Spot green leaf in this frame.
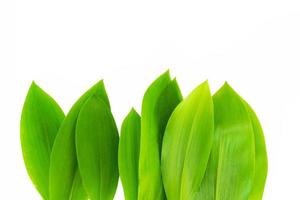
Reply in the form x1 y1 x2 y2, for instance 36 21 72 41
49 81 110 200
75 95 119 200
138 71 182 200
243 101 268 200
20 82 65 199
69 170 88 200
119 108 141 200
197 82 256 200
161 81 214 200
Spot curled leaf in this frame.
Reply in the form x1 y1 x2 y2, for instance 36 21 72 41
119 109 141 200
49 81 110 200
138 71 182 200
76 95 119 200
161 81 214 200
21 82 65 199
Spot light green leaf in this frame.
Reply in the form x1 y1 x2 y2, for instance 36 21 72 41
21 82 65 199
243 101 268 200
75 95 119 200
161 81 214 200
138 71 182 200
119 108 141 200
198 82 256 200
49 81 110 200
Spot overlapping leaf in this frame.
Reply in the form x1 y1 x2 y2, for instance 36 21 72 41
119 109 141 200
197 83 256 200
21 82 65 199
243 100 268 200
161 81 214 200
138 71 182 200
20 73 268 200
49 81 110 200
76 95 119 200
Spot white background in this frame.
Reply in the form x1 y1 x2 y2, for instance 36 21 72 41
1 0 300 199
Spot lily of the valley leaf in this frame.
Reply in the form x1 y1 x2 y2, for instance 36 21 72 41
243 100 268 200
21 82 65 199
138 71 183 200
21 73 267 200
49 81 110 200
161 81 214 200
76 95 119 200
119 109 141 200
197 83 256 200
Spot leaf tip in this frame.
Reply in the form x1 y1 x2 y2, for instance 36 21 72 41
29 81 40 91
94 79 105 88
218 81 236 95
203 79 209 86
165 68 170 75
26 81 45 99
129 107 138 115
160 69 171 80
196 80 210 91
31 80 37 86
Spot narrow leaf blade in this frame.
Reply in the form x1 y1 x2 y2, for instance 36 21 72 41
119 109 141 200
243 101 268 200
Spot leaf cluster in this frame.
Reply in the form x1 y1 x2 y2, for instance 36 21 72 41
21 71 267 200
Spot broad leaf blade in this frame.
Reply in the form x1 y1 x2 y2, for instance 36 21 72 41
20 82 65 199
199 83 255 200
161 81 214 200
49 81 110 200
76 96 119 200
138 71 182 200
119 109 141 200
243 101 268 200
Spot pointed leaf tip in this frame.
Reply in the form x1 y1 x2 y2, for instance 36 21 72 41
162 80 213 200
76 95 119 200
21 83 64 199
119 108 141 200
139 71 182 200
30 80 37 87
49 81 110 200
203 83 256 200
28 81 42 94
